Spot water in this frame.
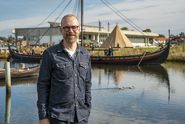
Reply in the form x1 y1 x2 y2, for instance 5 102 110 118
0 62 185 124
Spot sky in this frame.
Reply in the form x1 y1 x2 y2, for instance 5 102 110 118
0 0 185 37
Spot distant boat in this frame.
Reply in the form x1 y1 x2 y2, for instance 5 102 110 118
0 65 39 79
8 45 42 63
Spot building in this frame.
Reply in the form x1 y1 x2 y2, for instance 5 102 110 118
13 22 159 47
123 30 159 47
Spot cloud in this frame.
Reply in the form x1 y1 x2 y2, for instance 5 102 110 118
0 16 56 31
0 16 55 37
0 0 185 37
84 0 185 35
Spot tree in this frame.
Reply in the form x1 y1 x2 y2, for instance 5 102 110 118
159 34 165 37
121 27 129 30
179 32 185 37
143 29 152 32
0 36 7 42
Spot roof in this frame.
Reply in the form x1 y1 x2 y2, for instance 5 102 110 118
101 25 133 48
123 30 159 37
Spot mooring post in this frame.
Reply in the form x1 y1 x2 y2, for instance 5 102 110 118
5 61 11 93
5 91 11 123
5 61 11 123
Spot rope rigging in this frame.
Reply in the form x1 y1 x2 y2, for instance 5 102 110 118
100 0 147 35
73 0 81 18
26 0 149 44
37 0 66 27
36 0 75 43
36 0 77 43
26 0 66 37
54 0 73 22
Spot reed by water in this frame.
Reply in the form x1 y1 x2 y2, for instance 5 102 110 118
167 44 185 62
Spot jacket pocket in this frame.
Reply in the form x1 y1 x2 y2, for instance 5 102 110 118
56 62 73 80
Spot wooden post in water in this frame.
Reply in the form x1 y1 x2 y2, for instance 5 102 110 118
5 61 11 93
5 91 11 123
5 61 11 123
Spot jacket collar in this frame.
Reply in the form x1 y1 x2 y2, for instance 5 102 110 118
57 40 85 54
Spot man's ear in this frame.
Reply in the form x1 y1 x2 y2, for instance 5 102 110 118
79 26 81 31
60 27 62 33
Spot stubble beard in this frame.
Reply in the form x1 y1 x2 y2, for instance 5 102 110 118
65 35 78 44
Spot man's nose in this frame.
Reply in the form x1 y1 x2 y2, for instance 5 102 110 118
68 27 74 32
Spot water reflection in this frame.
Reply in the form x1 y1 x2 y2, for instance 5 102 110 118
1 76 38 124
0 60 39 69
0 76 38 87
163 62 185 74
5 91 11 124
0 62 185 124
92 64 171 101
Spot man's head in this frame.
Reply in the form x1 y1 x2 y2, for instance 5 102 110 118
60 14 80 44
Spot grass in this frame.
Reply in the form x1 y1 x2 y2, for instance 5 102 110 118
167 44 185 62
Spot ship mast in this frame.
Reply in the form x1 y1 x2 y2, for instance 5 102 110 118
80 0 84 46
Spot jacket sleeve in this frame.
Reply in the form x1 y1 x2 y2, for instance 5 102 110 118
85 55 92 110
37 50 52 120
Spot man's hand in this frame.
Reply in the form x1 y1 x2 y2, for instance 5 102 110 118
39 119 50 124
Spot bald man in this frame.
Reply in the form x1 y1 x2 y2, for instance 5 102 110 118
37 14 92 124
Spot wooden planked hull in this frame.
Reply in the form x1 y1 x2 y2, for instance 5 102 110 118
8 42 170 65
91 42 170 65
0 65 40 79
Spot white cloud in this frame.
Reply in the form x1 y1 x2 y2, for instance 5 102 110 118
0 16 52 31
0 0 185 37
84 0 185 35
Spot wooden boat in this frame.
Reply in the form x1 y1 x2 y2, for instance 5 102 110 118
8 41 170 65
91 41 170 65
0 65 40 79
7 1 170 65
8 45 42 63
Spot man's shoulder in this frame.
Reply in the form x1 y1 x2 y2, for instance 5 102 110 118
45 43 61 53
79 47 91 58
79 47 89 55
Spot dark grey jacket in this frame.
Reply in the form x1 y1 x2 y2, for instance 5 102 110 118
37 42 92 122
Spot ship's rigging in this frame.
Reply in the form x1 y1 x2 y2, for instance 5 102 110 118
27 0 147 44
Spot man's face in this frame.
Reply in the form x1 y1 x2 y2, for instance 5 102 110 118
61 16 80 44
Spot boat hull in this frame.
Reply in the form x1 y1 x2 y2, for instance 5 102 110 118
91 43 170 65
8 42 170 65
0 66 40 79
